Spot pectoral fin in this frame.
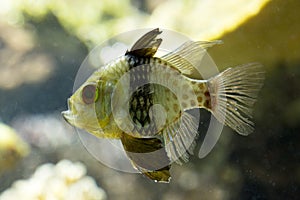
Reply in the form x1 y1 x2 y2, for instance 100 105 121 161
121 133 171 182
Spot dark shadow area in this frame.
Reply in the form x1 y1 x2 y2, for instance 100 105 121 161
230 63 300 199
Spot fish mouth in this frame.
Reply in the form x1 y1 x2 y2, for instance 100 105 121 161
62 98 76 124
61 110 76 124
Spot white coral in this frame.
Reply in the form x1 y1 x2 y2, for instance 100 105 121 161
0 160 106 200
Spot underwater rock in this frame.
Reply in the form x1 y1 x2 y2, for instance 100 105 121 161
0 160 107 200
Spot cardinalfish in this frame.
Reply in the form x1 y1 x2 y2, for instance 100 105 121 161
62 28 264 183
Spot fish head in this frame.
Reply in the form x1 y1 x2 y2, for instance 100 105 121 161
62 78 115 137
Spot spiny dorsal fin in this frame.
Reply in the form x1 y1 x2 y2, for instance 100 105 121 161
126 28 162 57
162 112 199 164
161 40 222 75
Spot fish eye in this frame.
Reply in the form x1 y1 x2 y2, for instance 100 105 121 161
82 84 99 104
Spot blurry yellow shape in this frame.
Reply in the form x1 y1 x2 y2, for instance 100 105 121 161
148 0 271 40
0 0 271 52
21 0 50 18
0 123 30 174
18 0 141 47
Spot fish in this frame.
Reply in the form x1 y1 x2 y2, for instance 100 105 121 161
62 28 264 183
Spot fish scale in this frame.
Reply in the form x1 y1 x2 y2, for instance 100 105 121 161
126 54 182 136
127 55 154 135
101 53 210 137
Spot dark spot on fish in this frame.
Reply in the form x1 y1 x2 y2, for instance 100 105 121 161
204 91 210 98
198 84 204 90
155 57 162 64
204 99 211 109
197 96 203 103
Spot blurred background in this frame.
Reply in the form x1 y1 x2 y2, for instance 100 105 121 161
0 0 299 199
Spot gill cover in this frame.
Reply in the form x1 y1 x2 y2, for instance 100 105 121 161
95 80 114 128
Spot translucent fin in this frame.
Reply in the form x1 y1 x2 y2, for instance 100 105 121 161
162 112 199 164
207 63 265 135
126 28 162 57
161 40 222 75
120 133 171 182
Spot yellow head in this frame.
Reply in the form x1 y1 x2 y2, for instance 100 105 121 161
62 72 119 138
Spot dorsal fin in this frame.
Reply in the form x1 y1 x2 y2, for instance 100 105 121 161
161 40 223 75
126 28 162 57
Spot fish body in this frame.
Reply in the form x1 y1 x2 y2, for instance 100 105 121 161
62 28 264 182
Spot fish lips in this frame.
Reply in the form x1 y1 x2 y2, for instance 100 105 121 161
62 98 76 124
61 110 75 124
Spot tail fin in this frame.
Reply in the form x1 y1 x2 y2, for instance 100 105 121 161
207 63 265 135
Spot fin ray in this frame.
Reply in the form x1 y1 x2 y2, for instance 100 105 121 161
161 40 222 75
126 28 162 57
162 112 198 164
207 63 265 135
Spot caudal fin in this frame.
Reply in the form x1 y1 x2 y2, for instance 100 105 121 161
207 63 265 135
